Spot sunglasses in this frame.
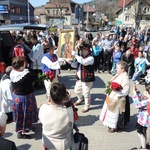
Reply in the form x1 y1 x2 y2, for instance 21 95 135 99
44 46 54 51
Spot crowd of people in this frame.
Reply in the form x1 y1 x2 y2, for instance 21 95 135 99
0 26 150 149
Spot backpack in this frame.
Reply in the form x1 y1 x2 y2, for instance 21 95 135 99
92 45 102 56
73 132 88 150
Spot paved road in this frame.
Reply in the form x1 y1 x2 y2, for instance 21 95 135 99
5 70 147 150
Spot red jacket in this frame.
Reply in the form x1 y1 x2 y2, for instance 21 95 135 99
129 47 138 59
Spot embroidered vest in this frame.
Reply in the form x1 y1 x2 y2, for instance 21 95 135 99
76 54 95 82
42 53 58 75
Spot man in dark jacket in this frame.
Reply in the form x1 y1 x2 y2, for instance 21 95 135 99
0 112 17 150
121 49 134 78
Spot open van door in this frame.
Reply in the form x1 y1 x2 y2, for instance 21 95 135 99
0 23 50 66
0 30 14 66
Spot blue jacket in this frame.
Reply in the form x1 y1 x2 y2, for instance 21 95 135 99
113 51 122 63
134 57 146 74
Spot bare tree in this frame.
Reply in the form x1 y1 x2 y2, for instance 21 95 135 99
129 1 140 28
95 0 118 21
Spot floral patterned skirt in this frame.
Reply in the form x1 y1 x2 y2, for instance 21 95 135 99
12 92 38 132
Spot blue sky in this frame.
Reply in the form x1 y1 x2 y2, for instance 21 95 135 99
29 0 91 7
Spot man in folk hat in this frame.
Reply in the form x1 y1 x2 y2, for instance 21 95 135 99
41 43 64 100
70 44 95 113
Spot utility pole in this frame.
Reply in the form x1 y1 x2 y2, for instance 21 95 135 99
27 0 30 23
122 0 126 26
86 4 89 28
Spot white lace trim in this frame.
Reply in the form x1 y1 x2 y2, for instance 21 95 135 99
10 69 29 82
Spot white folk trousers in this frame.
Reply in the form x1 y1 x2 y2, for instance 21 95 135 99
74 80 93 106
44 77 58 99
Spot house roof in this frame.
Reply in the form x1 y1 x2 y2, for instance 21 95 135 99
118 0 132 8
118 0 150 8
34 6 45 15
117 0 150 14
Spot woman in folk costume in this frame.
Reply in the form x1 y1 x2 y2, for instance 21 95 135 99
10 56 38 139
100 61 130 132
41 43 64 100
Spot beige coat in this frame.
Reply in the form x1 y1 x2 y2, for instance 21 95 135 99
108 72 130 113
100 71 130 128
39 103 73 150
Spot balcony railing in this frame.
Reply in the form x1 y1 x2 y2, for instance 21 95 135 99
46 13 65 18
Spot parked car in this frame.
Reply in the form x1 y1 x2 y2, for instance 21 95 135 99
85 27 92 32
99 27 104 31
104 26 111 31
0 23 49 67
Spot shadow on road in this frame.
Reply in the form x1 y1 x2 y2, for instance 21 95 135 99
17 144 31 150
75 115 99 127
31 123 42 140
4 132 13 138
93 76 106 88
123 115 137 132
34 88 46 96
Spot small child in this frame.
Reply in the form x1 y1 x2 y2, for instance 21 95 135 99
112 45 122 76
120 45 125 53
0 66 13 123
132 73 150 149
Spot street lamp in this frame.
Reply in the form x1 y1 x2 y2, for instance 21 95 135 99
86 4 89 28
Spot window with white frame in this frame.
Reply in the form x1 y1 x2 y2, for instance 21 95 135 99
125 15 129 21
143 7 150 13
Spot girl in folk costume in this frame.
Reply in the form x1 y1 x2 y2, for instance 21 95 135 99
132 70 150 149
71 43 95 113
41 43 64 100
100 61 130 132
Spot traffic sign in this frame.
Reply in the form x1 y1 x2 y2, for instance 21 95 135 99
116 20 122 25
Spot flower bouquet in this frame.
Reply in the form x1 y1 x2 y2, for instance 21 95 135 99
38 70 55 82
105 81 122 104
110 82 122 91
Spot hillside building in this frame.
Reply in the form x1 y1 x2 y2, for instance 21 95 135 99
117 0 150 28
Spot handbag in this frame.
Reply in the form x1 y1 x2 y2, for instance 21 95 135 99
73 124 88 150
